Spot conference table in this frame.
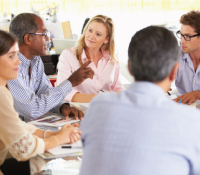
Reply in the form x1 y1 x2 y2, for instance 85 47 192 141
28 91 200 175
29 88 200 175
3 87 199 175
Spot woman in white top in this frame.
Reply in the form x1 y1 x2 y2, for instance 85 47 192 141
0 30 80 175
57 15 124 103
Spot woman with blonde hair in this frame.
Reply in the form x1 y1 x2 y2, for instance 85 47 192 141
0 30 80 175
57 15 124 102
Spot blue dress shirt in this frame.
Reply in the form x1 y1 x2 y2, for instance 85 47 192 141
80 82 200 175
175 50 200 94
7 52 72 120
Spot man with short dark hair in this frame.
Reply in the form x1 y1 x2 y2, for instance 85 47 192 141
80 26 200 175
174 10 200 104
8 13 94 120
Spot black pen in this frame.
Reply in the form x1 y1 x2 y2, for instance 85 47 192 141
167 91 171 96
61 146 82 149
100 89 104 93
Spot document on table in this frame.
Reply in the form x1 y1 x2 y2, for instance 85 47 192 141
70 102 90 109
28 114 79 127
40 140 83 159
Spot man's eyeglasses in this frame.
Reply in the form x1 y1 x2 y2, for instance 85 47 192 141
176 30 200 41
28 31 51 39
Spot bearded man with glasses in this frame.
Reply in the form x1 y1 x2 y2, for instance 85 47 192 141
7 13 94 121
174 10 200 105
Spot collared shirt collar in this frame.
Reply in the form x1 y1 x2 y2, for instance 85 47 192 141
18 52 39 72
18 52 31 66
127 81 166 98
81 48 111 64
18 52 38 63
19 52 39 63
181 50 190 63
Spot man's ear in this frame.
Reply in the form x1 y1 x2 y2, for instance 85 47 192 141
23 33 32 45
169 62 179 81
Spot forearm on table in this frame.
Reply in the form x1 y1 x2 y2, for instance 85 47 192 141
44 136 59 151
184 90 200 99
33 129 58 139
196 91 200 99
10 78 71 120
71 93 96 103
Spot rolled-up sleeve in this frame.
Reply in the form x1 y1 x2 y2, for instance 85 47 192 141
0 88 45 162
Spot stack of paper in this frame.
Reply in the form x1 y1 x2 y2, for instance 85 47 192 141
40 140 83 159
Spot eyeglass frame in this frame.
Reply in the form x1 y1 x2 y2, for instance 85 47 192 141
176 30 200 41
28 31 51 39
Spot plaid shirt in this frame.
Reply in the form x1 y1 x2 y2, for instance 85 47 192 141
8 52 72 120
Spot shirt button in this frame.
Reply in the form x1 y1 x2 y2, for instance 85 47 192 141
194 80 195 83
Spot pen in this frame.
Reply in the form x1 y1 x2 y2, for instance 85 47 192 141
180 98 182 104
167 91 171 96
61 146 82 149
100 89 104 93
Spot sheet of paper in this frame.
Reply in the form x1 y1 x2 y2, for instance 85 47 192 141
168 95 178 100
70 102 90 109
62 140 82 147
48 140 83 156
79 103 90 109
28 114 79 127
